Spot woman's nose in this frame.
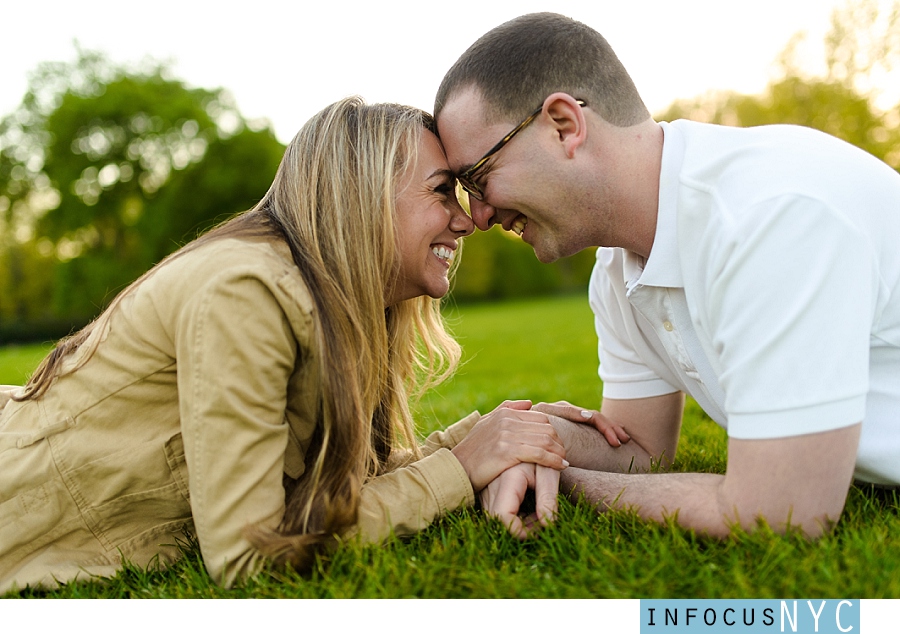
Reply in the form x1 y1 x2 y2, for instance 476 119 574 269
451 203 475 236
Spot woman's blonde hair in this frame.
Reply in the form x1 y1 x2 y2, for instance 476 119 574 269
17 96 463 571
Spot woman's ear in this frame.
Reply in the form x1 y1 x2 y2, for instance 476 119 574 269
543 92 587 159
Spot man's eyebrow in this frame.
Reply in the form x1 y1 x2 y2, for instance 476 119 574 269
455 162 475 176
428 168 456 181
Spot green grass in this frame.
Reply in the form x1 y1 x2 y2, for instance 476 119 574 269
3 294 898 598
0 341 53 386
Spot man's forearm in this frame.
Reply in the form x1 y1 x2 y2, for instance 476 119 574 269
560 466 733 537
535 393 683 473
548 416 660 474
559 425 857 539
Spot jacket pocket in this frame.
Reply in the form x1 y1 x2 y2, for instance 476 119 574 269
164 433 191 503
0 435 90 574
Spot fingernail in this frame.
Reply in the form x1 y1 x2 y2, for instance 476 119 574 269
581 410 592 419
562 459 570 468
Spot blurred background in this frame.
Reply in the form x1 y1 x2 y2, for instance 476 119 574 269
1 0 898 342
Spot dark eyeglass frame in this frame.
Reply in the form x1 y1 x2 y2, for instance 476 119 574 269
457 99 587 201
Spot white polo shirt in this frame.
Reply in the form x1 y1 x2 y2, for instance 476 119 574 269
590 119 900 485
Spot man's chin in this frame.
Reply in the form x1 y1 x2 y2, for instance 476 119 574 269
530 237 577 264
532 244 561 264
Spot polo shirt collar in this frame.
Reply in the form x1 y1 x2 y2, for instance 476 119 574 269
632 120 685 289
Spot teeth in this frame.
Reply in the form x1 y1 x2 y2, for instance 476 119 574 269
431 245 454 262
511 217 527 236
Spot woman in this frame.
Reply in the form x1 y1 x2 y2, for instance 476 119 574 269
0 97 569 593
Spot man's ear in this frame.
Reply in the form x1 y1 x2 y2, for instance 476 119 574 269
543 92 587 159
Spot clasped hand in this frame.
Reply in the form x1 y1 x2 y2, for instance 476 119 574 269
467 400 630 539
480 462 560 539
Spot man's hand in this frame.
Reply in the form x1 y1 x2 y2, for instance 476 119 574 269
480 462 560 539
451 400 567 492
532 400 631 447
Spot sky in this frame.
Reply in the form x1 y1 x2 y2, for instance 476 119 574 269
0 0 859 144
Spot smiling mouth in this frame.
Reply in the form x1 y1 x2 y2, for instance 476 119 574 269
511 216 528 236
431 245 455 264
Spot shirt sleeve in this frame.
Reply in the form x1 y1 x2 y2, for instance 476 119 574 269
699 195 872 439
590 249 680 399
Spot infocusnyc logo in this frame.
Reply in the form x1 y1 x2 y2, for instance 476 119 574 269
640 599 859 633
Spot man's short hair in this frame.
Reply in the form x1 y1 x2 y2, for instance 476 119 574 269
435 12 650 127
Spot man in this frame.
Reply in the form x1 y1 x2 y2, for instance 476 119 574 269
435 12 900 538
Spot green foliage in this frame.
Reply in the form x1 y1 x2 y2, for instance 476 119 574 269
451 224 597 302
0 241 60 336
658 76 900 169
0 47 285 340
0 48 598 343
4 295 898 599
658 0 900 171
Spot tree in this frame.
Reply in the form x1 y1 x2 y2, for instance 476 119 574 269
0 47 285 339
657 0 900 171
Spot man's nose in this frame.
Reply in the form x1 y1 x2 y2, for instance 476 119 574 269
469 196 498 231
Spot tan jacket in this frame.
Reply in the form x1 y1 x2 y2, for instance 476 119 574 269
0 236 477 594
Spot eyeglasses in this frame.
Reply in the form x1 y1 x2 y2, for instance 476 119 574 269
457 99 586 201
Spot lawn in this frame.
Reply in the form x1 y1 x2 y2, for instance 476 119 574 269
2 294 898 598
0 341 53 386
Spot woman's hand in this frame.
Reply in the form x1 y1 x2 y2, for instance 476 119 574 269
532 400 630 447
480 462 560 539
451 400 567 492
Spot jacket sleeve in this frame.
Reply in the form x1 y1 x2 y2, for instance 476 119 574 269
175 271 300 588
421 410 480 456
349 411 481 544
0 385 21 412
176 267 480 584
